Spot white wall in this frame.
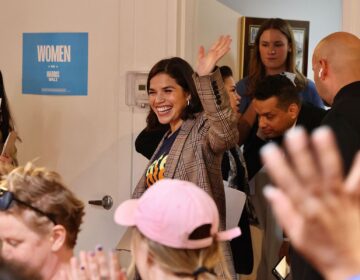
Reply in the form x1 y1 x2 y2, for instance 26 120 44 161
192 0 241 79
0 0 127 251
186 0 342 81
119 0 180 192
216 0 342 79
0 0 181 251
343 0 360 37
0 0 349 253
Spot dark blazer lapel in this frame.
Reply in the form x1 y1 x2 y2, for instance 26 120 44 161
164 116 198 178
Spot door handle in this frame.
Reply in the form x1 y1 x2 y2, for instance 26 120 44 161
88 195 113 210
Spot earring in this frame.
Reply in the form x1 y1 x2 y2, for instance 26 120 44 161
187 99 190 106
318 68 323 78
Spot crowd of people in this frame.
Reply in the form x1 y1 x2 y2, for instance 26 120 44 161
0 17 359 280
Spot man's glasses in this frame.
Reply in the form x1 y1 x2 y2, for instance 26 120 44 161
0 186 57 225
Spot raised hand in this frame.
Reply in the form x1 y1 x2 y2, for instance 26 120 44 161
64 247 127 280
260 126 360 280
196 35 231 76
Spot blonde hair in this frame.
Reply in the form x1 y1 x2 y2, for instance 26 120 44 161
128 227 230 280
1 162 84 248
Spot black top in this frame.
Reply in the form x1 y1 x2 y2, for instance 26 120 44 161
135 125 169 160
145 129 180 188
291 81 360 280
321 81 360 173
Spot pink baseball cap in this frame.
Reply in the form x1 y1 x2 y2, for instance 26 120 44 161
114 179 241 249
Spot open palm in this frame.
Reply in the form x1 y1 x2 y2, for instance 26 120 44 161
196 35 232 76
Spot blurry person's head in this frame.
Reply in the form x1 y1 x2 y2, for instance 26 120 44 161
0 257 42 280
219 65 240 114
312 32 360 106
146 57 203 132
115 179 240 280
248 18 306 97
0 162 15 177
253 73 301 139
0 162 85 280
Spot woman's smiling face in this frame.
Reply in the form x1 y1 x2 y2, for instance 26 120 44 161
148 73 189 132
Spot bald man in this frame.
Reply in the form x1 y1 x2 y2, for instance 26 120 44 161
290 31 360 280
313 31 360 172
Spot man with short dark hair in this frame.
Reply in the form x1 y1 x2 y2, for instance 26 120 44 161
243 73 326 280
244 74 326 179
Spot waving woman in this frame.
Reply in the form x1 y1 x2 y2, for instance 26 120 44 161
132 36 239 279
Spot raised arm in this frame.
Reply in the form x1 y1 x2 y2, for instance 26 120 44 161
193 36 238 153
237 101 257 145
196 35 231 76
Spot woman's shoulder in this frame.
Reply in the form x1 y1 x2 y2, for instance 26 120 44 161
236 76 250 95
180 112 214 141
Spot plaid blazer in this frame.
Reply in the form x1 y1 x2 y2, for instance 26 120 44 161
132 69 239 279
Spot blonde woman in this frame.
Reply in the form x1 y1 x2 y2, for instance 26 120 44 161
70 179 241 280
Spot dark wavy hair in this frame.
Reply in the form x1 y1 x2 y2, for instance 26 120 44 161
254 74 301 110
219 65 233 80
146 57 203 130
247 18 306 98
0 71 15 142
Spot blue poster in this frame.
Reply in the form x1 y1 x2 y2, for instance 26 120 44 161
22 33 88 95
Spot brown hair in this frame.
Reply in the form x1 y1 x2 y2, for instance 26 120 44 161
219 65 233 80
254 74 302 110
247 18 306 97
2 162 85 248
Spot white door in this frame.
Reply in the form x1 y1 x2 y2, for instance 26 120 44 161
0 0 183 253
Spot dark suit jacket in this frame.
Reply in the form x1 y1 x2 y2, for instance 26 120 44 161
291 82 360 280
244 102 327 180
321 81 360 173
243 102 327 280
